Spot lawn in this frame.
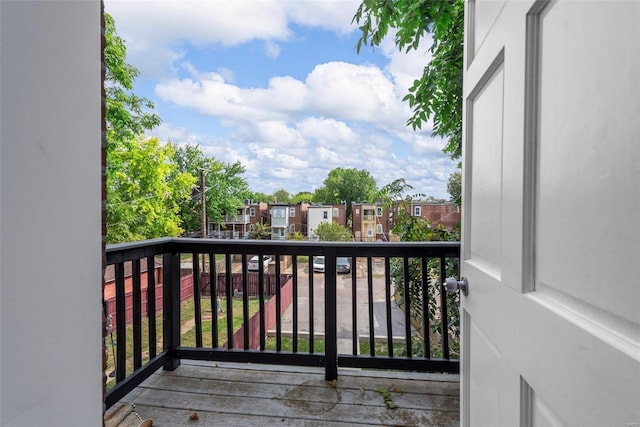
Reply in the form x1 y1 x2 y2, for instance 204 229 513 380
106 295 260 389
359 340 407 357
264 336 325 353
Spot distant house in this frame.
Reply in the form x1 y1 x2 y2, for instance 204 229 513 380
352 203 393 242
352 201 461 241
210 205 251 239
287 203 308 236
209 201 269 239
404 200 461 231
306 204 346 240
269 203 289 240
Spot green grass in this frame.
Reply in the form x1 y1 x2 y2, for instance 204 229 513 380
180 297 261 347
106 295 260 389
359 340 407 357
264 336 325 353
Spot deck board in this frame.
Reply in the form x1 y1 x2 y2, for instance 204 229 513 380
108 361 459 426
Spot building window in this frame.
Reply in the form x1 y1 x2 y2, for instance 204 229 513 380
367 225 373 237
323 211 328 220
376 207 382 217
414 206 421 216
250 207 256 217
289 208 295 217
289 224 295 233
376 224 383 234
333 208 339 217
250 224 255 231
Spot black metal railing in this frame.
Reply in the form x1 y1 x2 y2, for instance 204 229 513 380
104 238 461 408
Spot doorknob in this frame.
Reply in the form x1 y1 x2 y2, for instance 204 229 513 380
445 277 468 296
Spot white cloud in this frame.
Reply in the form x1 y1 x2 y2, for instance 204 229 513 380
106 0 457 199
155 61 409 126
105 0 361 77
264 40 282 59
297 117 358 146
305 62 406 124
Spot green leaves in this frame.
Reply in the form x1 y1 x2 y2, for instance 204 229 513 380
104 13 161 146
314 168 378 220
173 144 250 233
316 222 352 242
353 0 464 160
104 14 250 243
107 138 195 243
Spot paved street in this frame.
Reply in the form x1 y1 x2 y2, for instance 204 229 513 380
280 259 410 354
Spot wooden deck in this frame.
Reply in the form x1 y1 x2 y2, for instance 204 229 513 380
107 361 460 426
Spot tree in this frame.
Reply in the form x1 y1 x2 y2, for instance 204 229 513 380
104 12 160 145
107 137 195 243
315 222 353 242
447 171 461 204
286 231 307 241
246 191 271 203
173 144 250 233
374 178 459 357
291 191 314 204
248 221 271 240
105 13 193 243
314 168 378 220
271 189 291 203
353 0 464 160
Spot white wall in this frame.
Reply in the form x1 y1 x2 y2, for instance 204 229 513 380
308 207 331 239
0 1 103 425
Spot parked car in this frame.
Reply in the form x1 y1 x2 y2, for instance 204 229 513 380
336 257 351 274
313 256 325 273
312 256 351 274
248 255 272 271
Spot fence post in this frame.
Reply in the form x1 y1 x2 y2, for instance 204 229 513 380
324 247 338 381
163 251 181 371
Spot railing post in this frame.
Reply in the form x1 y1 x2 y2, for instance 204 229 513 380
163 251 181 371
324 247 338 381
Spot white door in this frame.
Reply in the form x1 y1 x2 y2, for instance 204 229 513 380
461 1 640 425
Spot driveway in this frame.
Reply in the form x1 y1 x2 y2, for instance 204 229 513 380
280 259 410 355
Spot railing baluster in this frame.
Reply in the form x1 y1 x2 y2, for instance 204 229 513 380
275 254 282 352
193 253 203 348
439 256 450 360
115 262 126 381
385 257 393 357
421 257 431 359
367 256 375 356
242 253 249 350
146 255 157 359
209 252 218 349
351 256 358 356
324 248 337 381
403 256 412 358
308 257 314 354
258 254 265 351
132 258 142 369
225 254 233 349
292 256 298 353
163 252 180 371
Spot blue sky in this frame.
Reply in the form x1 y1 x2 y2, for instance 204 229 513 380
105 1 458 200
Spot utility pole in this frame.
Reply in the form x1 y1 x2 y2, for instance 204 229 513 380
200 169 207 238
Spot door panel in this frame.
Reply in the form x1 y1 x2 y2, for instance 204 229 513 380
471 0 506 58
467 62 504 278
536 1 640 327
462 1 640 425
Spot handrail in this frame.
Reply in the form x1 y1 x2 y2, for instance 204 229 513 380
104 238 461 408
